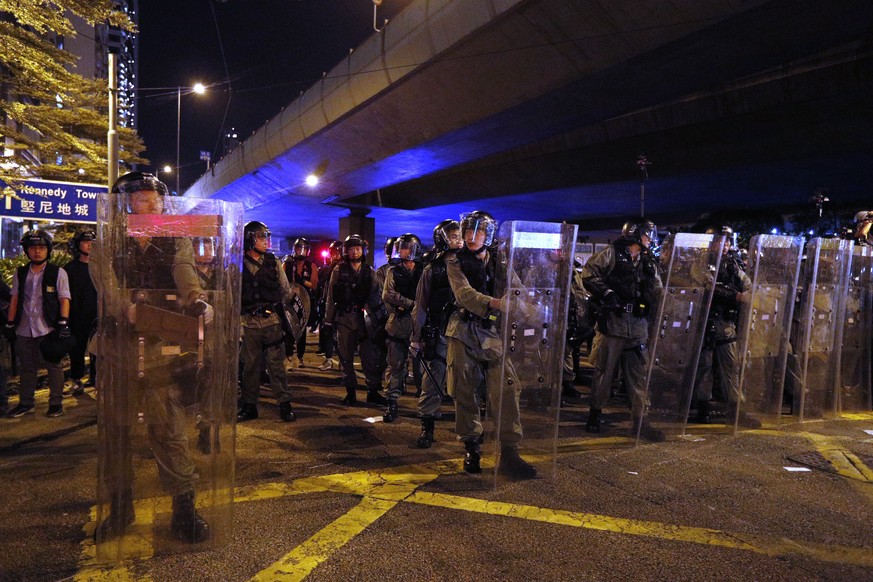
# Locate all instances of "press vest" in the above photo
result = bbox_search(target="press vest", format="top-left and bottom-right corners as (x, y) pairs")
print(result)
(15, 263), (61, 327)
(242, 252), (282, 311)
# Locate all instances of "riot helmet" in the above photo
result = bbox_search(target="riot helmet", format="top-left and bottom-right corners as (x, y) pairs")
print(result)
(704, 225), (734, 237)
(112, 171), (169, 196)
(460, 210), (497, 250)
(113, 172), (169, 214)
(383, 237), (397, 260)
(433, 219), (462, 251)
(244, 221), (271, 253)
(193, 237), (217, 265)
(343, 234), (368, 261)
(704, 224), (735, 251)
(328, 240), (343, 260)
(70, 229), (96, 258)
(393, 233), (423, 262)
(293, 237), (311, 258)
(620, 218), (657, 248)
(854, 210), (872, 245)
(21, 229), (53, 263)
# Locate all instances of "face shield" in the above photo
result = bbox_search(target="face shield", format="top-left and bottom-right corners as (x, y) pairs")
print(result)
(461, 214), (497, 248)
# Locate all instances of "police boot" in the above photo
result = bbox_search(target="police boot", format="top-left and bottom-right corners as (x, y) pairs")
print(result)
(383, 399), (399, 423)
(279, 401), (296, 422)
(695, 400), (711, 424)
(585, 407), (602, 434)
(366, 389), (387, 405)
(416, 417), (435, 449)
(463, 439), (482, 474)
(170, 491), (210, 543)
(341, 387), (357, 406)
(633, 416), (665, 442)
(97, 486), (135, 540)
(236, 403), (258, 422)
(728, 403), (762, 429)
(498, 445), (537, 480)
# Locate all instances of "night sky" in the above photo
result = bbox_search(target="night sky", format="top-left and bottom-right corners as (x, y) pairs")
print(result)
(137, 0), (411, 193)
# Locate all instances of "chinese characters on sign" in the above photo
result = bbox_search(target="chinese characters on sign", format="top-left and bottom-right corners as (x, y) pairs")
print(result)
(0, 179), (105, 223)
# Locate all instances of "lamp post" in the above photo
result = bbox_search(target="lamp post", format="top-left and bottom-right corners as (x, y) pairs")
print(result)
(176, 83), (206, 195)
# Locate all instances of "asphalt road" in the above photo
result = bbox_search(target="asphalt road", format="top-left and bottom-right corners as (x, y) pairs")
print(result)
(1, 340), (872, 581)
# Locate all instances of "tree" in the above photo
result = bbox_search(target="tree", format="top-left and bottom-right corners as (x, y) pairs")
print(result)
(0, 0), (148, 189)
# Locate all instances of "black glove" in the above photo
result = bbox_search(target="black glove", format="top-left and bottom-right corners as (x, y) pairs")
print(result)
(57, 319), (71, 339)
(602, 290), (621, 311)
(3, 322), (16, 342)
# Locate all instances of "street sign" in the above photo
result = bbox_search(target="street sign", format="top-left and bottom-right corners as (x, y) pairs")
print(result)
(0, 178), (105, 223)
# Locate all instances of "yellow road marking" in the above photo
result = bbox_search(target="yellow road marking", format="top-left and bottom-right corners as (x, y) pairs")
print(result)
(840, 412), (873, 421)
(795, 431), (872, 482)
(404, 491), (873, 567)
(74, 435), (873, 578)
(844, 451), (873, 481)
(252, 496), (399, 582)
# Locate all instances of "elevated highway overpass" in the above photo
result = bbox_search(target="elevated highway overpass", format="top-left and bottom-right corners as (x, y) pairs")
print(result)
(185, 0), (873, 249)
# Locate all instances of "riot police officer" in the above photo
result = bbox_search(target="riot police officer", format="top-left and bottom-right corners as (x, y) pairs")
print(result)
(693, 225), (752, 424)
(315, 240), (342, 369)
(581, 218), (663, 437)
(64, 229), (98, 395)
(382, 233), (424, 422)
(445, 211), (537, 478)
(324, 235), (387, 405)
(94, 171), (210, 543)
(411, 220), (463, 447)
(238, 221), (297, 422)
(284, 237), (318, 368)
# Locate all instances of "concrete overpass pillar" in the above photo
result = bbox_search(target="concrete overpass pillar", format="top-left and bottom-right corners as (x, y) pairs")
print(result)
(339, 210), (375, 258)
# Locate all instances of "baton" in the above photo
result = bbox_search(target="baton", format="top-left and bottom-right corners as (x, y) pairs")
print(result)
(414, 351), (447, 400)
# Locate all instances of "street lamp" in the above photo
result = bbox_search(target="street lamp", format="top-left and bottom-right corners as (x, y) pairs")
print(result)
(157, 164), (172, 185)
(176, 83), (206, 195)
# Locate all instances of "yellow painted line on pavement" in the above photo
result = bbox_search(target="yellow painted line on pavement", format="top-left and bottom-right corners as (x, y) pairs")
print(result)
(840, 412), (873, 421)
(404, 491), (873, 567)
(252, 495), (399, 582)
(844, 451), (873, 481)
(797, 431), (871, 483)
(250, 464), (447, 580)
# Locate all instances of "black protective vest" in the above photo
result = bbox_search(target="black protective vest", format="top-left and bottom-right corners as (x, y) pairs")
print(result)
(15, 263), (61, 327)
(333, 261), (373, 310)
(242, 252), (282, 311)
(115, 238), (177, 290)
(287, 257), (316, 288)
(604, 240), (651, 303)
(391, 262), (423, 301)
(711, 251), (745, 310)
(427, 252), (455, 327)
(456, 247), (495, 296)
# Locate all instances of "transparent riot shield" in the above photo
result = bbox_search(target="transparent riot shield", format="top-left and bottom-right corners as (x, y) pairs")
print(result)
(488, 221), (576, 486)
(639, 233), (723, 441)
(734, 235), (804, 429)
(836, 245), (872, 413)
(91, 193), (243, 562)
(790, 237), (853, 422)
